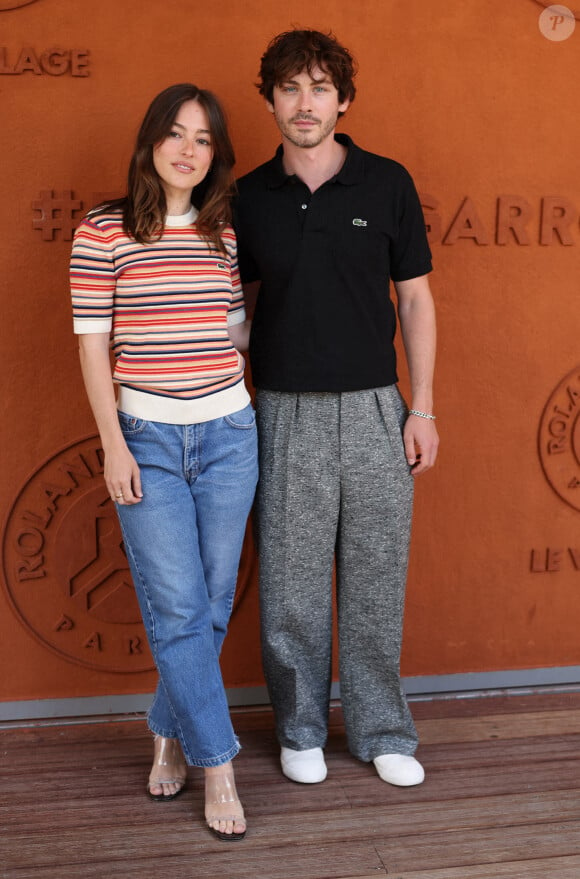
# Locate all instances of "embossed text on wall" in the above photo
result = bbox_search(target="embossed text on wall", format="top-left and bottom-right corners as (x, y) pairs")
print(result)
(0, 47), (90, 75)
(422, 195), (580, 245)
(27, 190), (580, 244)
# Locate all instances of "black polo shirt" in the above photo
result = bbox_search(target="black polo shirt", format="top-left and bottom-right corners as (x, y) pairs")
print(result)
(234, 134), (432, 392)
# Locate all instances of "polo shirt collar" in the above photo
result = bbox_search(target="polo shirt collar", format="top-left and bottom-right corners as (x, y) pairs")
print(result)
(334, 133), (365, 185)
(265, 132), (365, 188)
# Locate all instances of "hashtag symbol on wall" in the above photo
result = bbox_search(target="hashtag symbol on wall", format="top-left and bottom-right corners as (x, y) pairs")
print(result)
(32, 190), (83, 241)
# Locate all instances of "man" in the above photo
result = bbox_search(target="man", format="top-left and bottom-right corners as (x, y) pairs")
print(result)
(235, 29), (439, 786)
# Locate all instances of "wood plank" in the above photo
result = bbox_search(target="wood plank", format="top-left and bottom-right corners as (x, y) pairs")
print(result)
(3, 790), (580, 852)
(0, 824), (386, 878)
(5, 753), (580, 827)
(407, 690), (580, 720)
(338, 758), (580, 806)
(415, 734), (580, 769)
(416, 708), (580, 743)
(370, 854), (580, 879)
(3, 706), (579, 767)
(375, 822), (580, 873)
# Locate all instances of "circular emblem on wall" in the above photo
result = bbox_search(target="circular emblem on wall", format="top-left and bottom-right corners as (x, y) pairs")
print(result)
(538, 367), (580, 513)
(2, 436), (254, 673)
(1, 436), (154, 673)
(0, 1), (41, 9)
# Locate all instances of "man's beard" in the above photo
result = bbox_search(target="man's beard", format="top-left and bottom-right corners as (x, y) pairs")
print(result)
(274, 112), (338, 149)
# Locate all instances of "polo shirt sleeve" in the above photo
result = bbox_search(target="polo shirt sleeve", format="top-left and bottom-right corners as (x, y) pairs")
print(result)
(70, 217), (115, 334)
(232, 196), (261, 284)
(389, 168), (432, 283)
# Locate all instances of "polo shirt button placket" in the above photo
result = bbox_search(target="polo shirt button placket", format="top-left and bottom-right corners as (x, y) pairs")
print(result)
(298, 195), (310, 232)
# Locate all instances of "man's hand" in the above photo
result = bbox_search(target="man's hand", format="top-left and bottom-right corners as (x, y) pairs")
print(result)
(404, 413), (439, 475)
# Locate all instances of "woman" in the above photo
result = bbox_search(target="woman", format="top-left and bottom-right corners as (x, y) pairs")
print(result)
(70, 84), (258, 841)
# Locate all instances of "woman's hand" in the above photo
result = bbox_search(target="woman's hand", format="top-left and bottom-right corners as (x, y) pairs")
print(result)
(104, 442), (143, 505)
(78, 333), (144, 505)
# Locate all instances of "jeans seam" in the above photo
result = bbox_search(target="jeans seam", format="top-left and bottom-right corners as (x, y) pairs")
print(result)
(118, 519), (159, 655)
(120, 518), (198, 758)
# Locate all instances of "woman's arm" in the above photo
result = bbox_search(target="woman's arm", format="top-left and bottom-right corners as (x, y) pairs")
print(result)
(78, 333), (143, 504)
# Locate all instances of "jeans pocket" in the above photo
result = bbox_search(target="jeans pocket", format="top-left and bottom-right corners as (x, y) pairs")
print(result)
(118, 410), (147, 435)
(224, 404), (256, 430)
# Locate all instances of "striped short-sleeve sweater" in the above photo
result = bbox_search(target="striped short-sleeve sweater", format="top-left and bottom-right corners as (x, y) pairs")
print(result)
(70, 206), (250, 424)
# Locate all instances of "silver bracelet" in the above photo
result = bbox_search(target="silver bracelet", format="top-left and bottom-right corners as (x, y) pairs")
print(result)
(408, 409), (436, 420)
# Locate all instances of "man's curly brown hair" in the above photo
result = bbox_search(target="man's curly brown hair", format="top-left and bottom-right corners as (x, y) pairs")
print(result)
(257, 29), (357, 110)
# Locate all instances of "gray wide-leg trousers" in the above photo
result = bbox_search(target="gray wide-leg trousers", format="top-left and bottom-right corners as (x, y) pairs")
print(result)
(255, 386), (418, 762)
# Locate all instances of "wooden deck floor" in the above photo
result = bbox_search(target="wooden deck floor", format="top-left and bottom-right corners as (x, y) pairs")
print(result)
(2, 689), (580, 878)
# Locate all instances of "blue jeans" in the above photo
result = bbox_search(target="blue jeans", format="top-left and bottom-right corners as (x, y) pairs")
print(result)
(116, 404), (258, 767)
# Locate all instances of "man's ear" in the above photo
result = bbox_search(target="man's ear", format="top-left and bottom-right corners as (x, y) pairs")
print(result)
(266, 100), (275, 114)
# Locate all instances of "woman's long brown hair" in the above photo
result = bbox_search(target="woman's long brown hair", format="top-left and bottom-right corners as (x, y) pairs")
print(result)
(95, 83), (235, 255)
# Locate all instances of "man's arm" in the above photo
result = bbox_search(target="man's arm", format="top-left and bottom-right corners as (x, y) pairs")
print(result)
(394, 274), (439, 475)
(227, 319), (252, 353)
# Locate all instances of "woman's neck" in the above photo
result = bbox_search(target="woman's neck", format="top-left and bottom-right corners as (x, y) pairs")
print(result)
(164, 191), (193, 217)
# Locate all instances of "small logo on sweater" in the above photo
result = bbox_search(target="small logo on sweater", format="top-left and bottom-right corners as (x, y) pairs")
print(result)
(352, 218), (367, 227)
(216, 262), (227, 270)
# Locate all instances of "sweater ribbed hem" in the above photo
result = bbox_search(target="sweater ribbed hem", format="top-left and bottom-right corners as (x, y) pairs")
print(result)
(117, 381), (251, 425)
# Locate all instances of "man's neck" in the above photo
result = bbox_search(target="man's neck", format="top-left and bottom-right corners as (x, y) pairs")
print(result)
(281, 135), (347, 193)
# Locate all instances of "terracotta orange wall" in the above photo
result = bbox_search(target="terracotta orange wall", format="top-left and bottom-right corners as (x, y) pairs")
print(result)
(1, 0), (579, 705)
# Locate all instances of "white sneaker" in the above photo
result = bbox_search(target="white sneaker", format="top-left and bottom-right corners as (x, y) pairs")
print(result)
(280, 747), (327, 783)
(373, 754), (425, 786)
